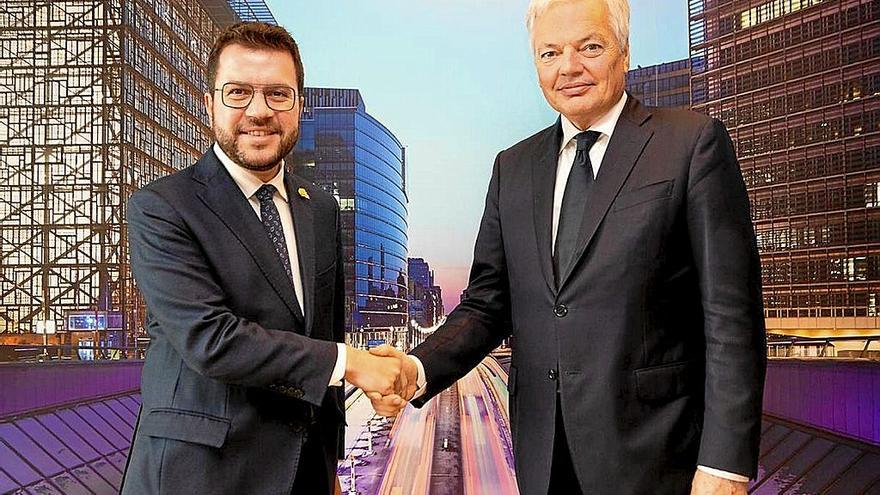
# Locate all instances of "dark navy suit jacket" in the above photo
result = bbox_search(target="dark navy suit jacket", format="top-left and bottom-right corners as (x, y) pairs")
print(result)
(411, 96), (766, 494)
(121, 149), (345, 494)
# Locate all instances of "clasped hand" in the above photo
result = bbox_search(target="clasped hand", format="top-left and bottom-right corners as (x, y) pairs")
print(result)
(343, 344), (418, 416)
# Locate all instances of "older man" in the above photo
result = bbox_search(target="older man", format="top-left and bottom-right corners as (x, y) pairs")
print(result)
(371, 1), (766, 494)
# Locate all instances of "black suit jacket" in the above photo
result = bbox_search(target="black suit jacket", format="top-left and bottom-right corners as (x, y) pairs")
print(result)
(121, 149), (345, 494)
(411, 96), (766, 495)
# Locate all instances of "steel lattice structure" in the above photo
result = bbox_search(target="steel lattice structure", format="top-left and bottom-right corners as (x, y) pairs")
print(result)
(0, 0), (248, 338)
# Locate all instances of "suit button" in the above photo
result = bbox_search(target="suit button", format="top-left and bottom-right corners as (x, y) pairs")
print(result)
(554, 304), (568, 317)
(548, 369), (558, 381)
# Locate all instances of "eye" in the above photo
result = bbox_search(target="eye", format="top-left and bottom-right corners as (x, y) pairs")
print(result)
(224, 85), (252, 98)
(269, 88), (292, 99)
(539, 50), (558, 61)
(581, 43), (605, 56)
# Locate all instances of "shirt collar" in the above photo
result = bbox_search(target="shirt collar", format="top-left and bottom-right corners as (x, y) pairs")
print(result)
(559, 92), (628, 155)
(213, 143), (288, 201)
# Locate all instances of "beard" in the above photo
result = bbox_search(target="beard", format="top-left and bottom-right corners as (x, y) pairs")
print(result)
(213, 116), (299, 172)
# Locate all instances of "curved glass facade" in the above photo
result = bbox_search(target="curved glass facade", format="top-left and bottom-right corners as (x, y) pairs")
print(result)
(290, 89), (408, 343)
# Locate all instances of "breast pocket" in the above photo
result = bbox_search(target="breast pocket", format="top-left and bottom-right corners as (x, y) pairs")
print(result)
(612, 179), (674, 212)
(314, 261), (336, 291)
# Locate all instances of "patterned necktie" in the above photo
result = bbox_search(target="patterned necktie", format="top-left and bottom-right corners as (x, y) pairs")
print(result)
(255, 184), (294, 282)
(554, 130), (602, 283)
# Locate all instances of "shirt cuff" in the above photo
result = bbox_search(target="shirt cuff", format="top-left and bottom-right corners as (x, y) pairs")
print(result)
(408, 354), (427, 399)
(697, 465), (749, 483)
(328, 343), (346, 387)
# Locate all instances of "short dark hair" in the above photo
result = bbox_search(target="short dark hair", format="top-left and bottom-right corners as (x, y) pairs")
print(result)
(206, 22), (305, 95)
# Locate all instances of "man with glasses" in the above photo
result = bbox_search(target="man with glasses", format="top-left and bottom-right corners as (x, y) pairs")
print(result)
(121, 22), (407, 494)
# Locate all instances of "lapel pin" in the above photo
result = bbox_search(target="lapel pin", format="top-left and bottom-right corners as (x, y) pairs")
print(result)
(297, 187), (310, 200)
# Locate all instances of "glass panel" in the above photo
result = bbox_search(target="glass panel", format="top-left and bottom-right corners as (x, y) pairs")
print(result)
(0, 423), (63, 477)
(53, 410), (115, 456)
(68, 465), (115, 494)
(824, 453), (880, 494)
(47, 473), (91, 495)
(72, 406), (128, 450)
(0, 440), (40, 486)
(752, 436), (835, 494)
(783, 445), (861, 494)
(759, 424), (792, 455)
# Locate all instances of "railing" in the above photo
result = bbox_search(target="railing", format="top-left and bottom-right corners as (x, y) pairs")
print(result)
(0, 344), (147, 363)
(766, 335), (880, 360)
(0, 357), (144, 420)
(763, 358), (880, 446)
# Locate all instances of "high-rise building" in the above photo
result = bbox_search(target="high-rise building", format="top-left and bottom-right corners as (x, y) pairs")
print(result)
(407, 257), (444, 328)
(291, 88), (409, 347)
(689, 0), (880, 335)
(0, 1), (273, 341)
(225, 0), (276, 23)
(626, 58), (692, 109)
(408, 257), (432, 294)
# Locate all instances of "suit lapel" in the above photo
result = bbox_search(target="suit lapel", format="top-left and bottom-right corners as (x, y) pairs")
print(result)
(531, 120), (563, 295)
(285, 174), (316, 337)
(193, 151), (306, 326)
(557, 97), (654, 289)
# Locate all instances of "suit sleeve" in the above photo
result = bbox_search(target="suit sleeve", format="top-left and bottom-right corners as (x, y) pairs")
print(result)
(334, 201), (347, 459)
(410, 154), (513, 406)
(686, 118), (767, 478)
(127, 188), (337, 408)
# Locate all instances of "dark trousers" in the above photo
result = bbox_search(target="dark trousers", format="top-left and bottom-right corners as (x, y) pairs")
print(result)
(291, 425), (332, 494)
(548, 395), (584, 495)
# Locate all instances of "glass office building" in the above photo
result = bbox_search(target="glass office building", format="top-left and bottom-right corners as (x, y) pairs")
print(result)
(0, 0), (272, 341)
(689, 0), (880, 335)
(626, 58), (692, 108)
(407, 257), (444, 328)
(291, 88), (409, 346)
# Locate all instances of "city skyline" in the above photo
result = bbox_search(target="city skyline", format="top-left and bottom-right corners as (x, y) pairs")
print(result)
(1, 2), (879, 494)
(267, 0), (690, 310)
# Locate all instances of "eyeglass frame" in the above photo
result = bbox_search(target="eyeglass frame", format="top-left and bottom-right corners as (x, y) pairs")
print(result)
(211, 82), (299, 112)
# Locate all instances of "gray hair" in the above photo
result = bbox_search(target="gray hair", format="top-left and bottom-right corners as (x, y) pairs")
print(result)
(525, 0), (630, 52)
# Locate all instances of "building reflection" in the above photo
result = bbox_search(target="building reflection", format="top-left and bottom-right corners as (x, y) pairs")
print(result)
(289, 88), (409, 348)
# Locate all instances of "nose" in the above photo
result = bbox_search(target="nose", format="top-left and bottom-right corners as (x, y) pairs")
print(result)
(559, 46), (583, 77)
(245, 90), (274, 119)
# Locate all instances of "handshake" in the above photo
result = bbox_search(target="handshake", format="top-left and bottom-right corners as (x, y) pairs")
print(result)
(343, 344), (419, 417)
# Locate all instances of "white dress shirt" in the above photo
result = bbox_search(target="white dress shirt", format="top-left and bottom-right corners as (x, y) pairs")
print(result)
(406, 94), (748, 482)
(213, 144), (346, 387)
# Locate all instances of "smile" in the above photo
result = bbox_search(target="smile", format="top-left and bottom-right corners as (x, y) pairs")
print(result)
(558, 83), (593, 96)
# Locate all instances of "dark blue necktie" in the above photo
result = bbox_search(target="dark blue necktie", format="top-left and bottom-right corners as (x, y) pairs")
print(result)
(255, 184), (294, 283)
(554, 130), (601, 283)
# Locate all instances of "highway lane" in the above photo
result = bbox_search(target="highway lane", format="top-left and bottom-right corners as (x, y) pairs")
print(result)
(458, 360), (519, 495)
(358, 356), (518, 494)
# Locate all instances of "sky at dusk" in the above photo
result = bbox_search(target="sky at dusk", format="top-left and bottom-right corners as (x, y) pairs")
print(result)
(266, 0), (690, 310)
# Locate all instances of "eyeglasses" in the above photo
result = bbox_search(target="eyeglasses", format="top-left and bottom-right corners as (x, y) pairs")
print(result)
(213, 82), (298, 111)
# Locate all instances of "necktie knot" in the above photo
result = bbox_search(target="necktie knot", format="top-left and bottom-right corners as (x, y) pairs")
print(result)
(255, 184), (277, 203)
(575, 130), (601, 152)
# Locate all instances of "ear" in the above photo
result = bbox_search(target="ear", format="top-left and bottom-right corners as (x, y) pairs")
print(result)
(296, 95), (305, 120)
(204, 92), (213, 127)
